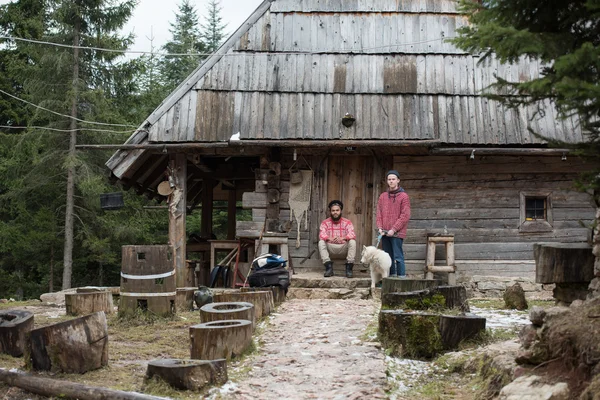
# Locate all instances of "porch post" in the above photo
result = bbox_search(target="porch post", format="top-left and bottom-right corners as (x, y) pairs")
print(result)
(168, 153), (191, 287)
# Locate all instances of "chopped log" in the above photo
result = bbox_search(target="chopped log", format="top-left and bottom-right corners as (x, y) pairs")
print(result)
(378, 310), (442, 359)
(435, 285), (469, 312)
(213, 291), (274, 319)
(241, 286), (286, 306)
(26, 311), (108, 373)
(176, 287), (197, 311)
(382, 286), (469, 311)
(0, 368), (166, 400)
(439, 314), (486, 349)
(65, 291), (114, 316)
(190, 320), (253, 360)
(145, 358), (227, 391)
(0, 310), (33, 357)
(381, 278), (441, 297)
(379, 310), (486, 358)
(200, 302), (255, 329)
(534, 243), (595, 284)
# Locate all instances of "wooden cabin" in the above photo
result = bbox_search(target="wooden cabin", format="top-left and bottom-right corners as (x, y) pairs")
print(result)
(105, 0), (596, 286)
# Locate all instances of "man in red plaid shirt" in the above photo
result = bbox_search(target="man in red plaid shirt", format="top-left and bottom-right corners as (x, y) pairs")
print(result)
(318, 200), (357, 278)
(377, 170), (411, 277)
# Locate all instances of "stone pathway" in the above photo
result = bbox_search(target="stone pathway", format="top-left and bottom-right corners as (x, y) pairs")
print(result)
(213, 299), (388, 399)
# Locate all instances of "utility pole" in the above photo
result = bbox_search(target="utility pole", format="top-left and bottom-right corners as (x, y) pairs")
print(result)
(62, 17), (80, 290)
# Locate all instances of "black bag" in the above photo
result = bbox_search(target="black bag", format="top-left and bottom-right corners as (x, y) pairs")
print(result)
(247, 266), (290, 291)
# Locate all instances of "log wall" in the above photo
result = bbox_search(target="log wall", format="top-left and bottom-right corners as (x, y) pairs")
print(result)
(241, 152), (595, 280)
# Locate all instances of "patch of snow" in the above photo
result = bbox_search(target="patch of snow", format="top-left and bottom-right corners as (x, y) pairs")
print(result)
(386, 356), (433, 396)
(206, 380), (239, 399)
(470, 306), (529, 329)
(230, 132), (240, 141)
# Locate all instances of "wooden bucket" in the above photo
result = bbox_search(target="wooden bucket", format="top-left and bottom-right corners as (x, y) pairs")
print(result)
(119, 245), (176, 317)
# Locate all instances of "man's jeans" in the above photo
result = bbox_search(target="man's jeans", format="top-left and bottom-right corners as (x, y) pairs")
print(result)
(381, 236), (405, 276)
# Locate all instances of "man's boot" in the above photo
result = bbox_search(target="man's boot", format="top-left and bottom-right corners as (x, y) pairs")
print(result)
(345, 263), (353, 278)
(324, 261), (334, 277)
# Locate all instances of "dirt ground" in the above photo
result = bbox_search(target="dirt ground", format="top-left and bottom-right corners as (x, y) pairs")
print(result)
(213, 299), (388, 399)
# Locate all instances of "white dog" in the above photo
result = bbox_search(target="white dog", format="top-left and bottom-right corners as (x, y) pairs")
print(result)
(360, 245), (391, 288)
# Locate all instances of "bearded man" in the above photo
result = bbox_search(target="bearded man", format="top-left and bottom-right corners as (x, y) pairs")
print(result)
(318, 200), (357, 278)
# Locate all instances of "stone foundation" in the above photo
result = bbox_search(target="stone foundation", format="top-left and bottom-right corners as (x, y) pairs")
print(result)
(467, 275), (553, 300)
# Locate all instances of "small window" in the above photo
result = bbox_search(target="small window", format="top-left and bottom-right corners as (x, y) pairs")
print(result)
(525, 197), (546, 221)
(520, 192), (553, 233)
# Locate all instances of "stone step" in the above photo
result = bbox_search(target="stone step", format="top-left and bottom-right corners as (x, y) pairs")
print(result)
(287, 287), (372, 300)
(292, 264), (372, 278)
(290, 274), (372, 289)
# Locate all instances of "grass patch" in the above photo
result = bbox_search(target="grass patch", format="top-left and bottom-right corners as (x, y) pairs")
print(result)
(469, 299), (505, 309)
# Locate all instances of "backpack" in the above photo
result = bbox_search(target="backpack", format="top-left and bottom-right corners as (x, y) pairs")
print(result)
(251, 253), (287, 270)
(248, 254), (290, 291)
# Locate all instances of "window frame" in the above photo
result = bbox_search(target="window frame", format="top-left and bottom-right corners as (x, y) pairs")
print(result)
(519, 191), (553, 233)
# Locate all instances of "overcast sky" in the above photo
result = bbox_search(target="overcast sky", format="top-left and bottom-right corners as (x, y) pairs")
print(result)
(0, 0), (264, 53)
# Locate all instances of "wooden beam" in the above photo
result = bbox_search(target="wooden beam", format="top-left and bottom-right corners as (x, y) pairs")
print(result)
(228, 139), (440, 148)
(79, 143), (229, 150)
(168, 154), (191, 288)
(200, 179), (214, 238)
(0, 368), (165, 400)
(227, 189), (237, 240)
(431, 147), (571, 156)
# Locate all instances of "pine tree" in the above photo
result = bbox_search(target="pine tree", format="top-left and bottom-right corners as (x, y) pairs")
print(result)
(160, 0), (206, 90)
(201, 0), (227, 53)
(452, 0), (600, 192)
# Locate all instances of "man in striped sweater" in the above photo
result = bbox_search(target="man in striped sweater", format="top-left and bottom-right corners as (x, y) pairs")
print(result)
(377, 170), (411, 277)
(318, 200), (357, 278)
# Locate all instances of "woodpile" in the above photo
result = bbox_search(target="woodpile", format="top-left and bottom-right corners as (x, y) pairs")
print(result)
(146, 358), (227, 391)
(26, 312), (108, 373)
(0, 310), (33, 357)
(190, 320), (253, 360)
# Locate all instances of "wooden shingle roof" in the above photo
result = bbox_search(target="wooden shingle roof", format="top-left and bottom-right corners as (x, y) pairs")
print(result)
(107, 0), (582, 180)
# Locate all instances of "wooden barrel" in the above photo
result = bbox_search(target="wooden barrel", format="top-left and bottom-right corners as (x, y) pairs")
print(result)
(119, 245), (176, 317)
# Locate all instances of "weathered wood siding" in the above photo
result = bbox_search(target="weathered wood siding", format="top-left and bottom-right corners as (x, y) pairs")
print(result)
(243, 153), (595, 279)
(398, 155), (595, 278)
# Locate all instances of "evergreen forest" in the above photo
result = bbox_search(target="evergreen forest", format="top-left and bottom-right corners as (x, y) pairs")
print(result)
(0, 0), (231, 299)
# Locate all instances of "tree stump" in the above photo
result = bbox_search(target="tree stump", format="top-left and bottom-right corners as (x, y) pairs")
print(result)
(190, 320), (253, 360)
(439, 314), (486, 349)
(378, 310), (442, 359)
(379, 310), (487, 358)
(176, 287), (197, 311)
(381, 278), (441, 297)
(213, 291), (274, 319)
(65, 291), (114, 316)
(435, 285), (470, 311)
(200, 302), (255, 329)
(26, 311), (108, 373)
(0, 310), (33, 357)
(534, 243), (595, 284)
(241, 286), (286, 306)
(146, 358), (227, 391)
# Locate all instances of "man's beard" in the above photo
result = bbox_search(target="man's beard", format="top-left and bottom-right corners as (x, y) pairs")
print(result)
(331, 214), (342, 221)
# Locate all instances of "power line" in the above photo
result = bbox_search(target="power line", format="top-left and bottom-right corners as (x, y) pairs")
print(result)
(0, 89), (138, 128)
(0, 34), (453, 57)
(0, 125), (135, 134)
